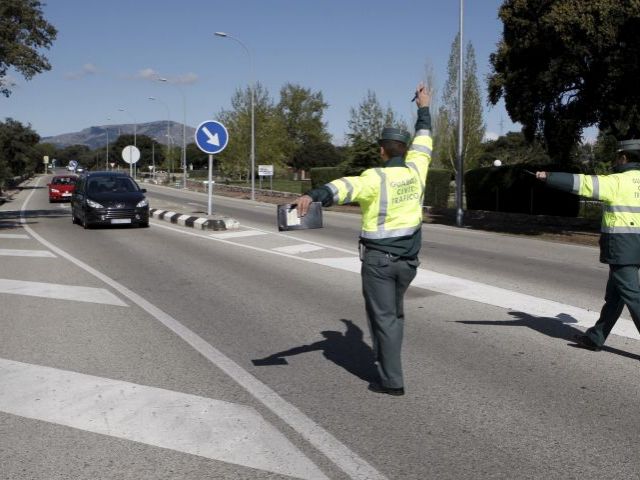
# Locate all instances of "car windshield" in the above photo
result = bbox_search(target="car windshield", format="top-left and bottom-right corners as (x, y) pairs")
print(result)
(52, 177), (76, 185)
(87, 176), (138, 194)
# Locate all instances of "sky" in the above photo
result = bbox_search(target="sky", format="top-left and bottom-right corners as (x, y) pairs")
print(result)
(3, 0), (525, 146)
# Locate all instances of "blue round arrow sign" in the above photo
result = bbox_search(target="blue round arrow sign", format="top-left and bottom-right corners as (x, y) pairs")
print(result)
(194, 120), (229, 154)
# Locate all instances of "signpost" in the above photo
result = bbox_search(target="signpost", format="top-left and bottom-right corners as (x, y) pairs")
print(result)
(194, 120), (229, 215)
(258, 164), (273, 190)
(121, 145), (140, 177)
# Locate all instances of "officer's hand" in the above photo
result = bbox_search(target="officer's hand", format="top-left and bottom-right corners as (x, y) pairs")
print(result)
(415, 82), (432, 108)
(295, 195), (313, 217)
(535, 171), (547, 180)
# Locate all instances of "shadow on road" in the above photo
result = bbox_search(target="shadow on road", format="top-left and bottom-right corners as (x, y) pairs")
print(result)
(0, 209), (70, 228)
(252, 318), (378, 383)
(457, 311), (640, 361)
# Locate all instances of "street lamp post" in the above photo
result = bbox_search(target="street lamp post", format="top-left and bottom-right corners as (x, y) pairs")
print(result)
(456, 0), (465, 227)
(148, 96), (172, 183)
(215, 31), (255, 201)
(159, 77), (187, 189)
(117, 108), (137, 177)
(105, 117), (111, 170)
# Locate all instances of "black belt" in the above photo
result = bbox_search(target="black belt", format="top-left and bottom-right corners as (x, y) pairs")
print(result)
(360, 244), (417, 261)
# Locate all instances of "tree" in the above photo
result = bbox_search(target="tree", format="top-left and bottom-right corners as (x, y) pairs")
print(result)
(344, 90), (408, 173)
(489, 0), (640, 164)
(185, 142), (208, 171)
(0, 118), (40, 185)
(434, 34), (485, 173)
(292, 141), (343, 173)
(0, 0), (57, 97)
(217, 83), (288, 180)
(477, 131), (550, 167)
(277, 83), (330, 168)
(347, 90), (407, 145)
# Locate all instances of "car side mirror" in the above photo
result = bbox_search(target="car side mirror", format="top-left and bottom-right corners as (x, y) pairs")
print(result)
(140, 188), (147, 193)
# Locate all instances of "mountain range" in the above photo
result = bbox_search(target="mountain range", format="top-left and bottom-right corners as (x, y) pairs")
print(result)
(42, 121), (197, 149)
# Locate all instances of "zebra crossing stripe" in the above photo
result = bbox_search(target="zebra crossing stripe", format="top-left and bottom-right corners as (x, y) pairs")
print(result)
(0, 248), (55, 257)
(272, 244), (324, 254)
(0, 278), (127, 306)
(0, 234), (30, 239)
(0, 358), (328, 480)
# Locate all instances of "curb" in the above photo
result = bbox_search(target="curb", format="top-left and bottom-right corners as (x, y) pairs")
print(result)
(149, 208), (240, 231)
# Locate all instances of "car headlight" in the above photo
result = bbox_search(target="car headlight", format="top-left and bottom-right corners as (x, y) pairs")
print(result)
(50, 188), (60, 193)
(86, 198), (104, 208)
(136, 199), (148, 208)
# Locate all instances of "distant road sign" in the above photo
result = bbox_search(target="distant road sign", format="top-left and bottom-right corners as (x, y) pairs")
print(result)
(258, 165), (274, 176)
(195, 120), (229, 155)
(122, 145), (140, 164)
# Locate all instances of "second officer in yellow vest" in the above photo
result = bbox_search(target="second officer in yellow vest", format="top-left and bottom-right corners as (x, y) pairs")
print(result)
(296, 83), (433, 395)
(536, 139), (640, 350)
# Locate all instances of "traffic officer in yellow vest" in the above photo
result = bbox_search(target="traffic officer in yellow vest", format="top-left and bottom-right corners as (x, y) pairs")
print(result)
(536, 139), (640, 351)
(295, 83), (432, 396)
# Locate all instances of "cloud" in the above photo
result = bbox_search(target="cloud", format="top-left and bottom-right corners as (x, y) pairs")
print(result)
(0, 75), (18, 87)
(65, 63), (99, 80)
(126, 68), (199, 85)
(157, 72), (199, 85)
(134, 68), (161, 81)
(174, 73), (198, 85)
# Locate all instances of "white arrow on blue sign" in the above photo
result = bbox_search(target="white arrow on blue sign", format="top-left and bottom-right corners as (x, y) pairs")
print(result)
(194, 120), (229, 155)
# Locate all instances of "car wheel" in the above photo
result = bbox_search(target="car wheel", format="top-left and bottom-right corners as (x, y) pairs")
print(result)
(139, 221), (149, 228)
(82, 216), (91, 229)
(71, 214), (77, 224)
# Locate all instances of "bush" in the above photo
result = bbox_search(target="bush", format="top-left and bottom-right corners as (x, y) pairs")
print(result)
(425, 169), (451, 207)
(464, 164), (581, 216)
(309, 167), (345, 189)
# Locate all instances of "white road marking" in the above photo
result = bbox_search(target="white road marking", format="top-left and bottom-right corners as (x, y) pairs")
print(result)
(21, 179), (388, 480)
(0, 234), (29, 239)
(0, 278), (127, 306)
(157, 221), (639, 342)
(0, 248), (55, 257)
(312, 256), (638, 340)
(272, 244), (325, 254)
(209, 230), (268, 239)
(0, 358), (328, 480)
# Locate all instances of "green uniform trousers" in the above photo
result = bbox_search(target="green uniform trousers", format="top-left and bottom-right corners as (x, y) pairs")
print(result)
(361, 248), (419, 389)
(585, 264), (640, 347)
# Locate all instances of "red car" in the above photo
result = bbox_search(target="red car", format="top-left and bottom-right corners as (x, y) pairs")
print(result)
(48, 175), (78, 202)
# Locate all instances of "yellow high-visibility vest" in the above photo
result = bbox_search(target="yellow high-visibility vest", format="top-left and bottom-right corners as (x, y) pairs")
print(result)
(573, 171), (640, 233)
(326, 129), (433, 239)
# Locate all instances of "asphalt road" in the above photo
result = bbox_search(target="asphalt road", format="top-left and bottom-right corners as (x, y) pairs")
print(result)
(1, 174), (639, 480)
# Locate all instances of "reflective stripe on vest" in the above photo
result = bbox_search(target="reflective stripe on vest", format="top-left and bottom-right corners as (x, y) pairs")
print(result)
(372, 168), (388, 230)
(603, 205), (640, 213)
(328, 178), (354, 204)
(601, 226), (640, 234)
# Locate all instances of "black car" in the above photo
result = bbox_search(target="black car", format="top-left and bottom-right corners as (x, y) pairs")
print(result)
(71, 171), (149, 228)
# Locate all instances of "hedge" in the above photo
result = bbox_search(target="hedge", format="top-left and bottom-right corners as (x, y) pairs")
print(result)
(425, 168), (451, 208)
(464, 164), (581, 217)
(310, 166), (450, 208)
